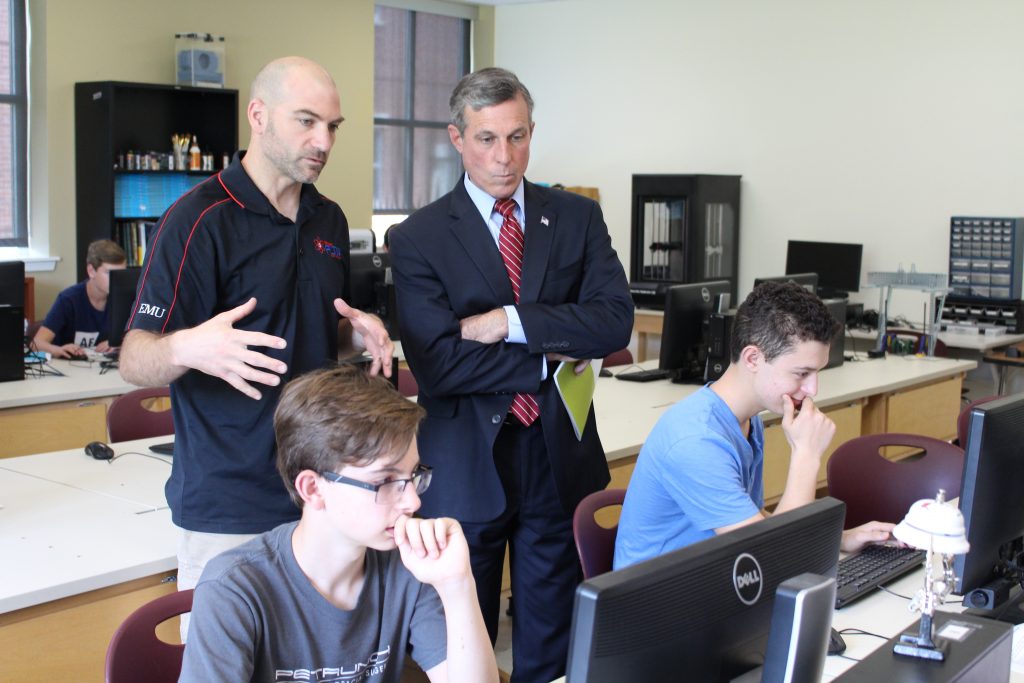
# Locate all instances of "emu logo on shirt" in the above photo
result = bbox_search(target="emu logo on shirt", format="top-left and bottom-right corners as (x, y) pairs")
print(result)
(137, 302), (166, 319)
(733, 553), (763, 605)
(313, 236), (343, 260)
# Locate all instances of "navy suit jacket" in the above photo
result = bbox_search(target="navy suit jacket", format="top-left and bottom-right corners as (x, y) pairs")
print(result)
(390, 178), (634, 522)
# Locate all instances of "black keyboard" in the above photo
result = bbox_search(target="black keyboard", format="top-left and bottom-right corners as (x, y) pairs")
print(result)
(615, 368), (672, 382)
(835, 544), (925, 608)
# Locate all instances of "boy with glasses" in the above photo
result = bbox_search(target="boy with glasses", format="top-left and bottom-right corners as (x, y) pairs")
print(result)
(180, 365), (498, 683)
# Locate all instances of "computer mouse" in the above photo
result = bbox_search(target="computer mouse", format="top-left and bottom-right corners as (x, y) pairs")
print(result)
(599, 368), (613, 378)
(84, 441), (114, 460)
(827, 627), (846, 655)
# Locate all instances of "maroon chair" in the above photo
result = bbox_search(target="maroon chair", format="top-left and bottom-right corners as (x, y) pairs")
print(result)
(107, 387), (174, 443)
(827, 433), (964, 529)
(957, 395), (1000, 447)
(105, 589), (193, 683)
(602, 347), (634, 368)
(397, 367), (419, 397)
(573, 488), (627, 579)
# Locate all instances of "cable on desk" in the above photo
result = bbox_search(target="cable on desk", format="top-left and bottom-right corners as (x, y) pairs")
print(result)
(108, 451), (173, 466)
(877, 584), (913, 600)
(839, 627), (889, 641)
(24, 361), (66, 378)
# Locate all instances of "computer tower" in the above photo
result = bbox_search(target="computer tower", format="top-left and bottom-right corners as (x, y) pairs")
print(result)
(0, 305), (24, 382)
(0, 261), (25, 383)
(704, 310), (735, 382)
(823, 298), (847, 370)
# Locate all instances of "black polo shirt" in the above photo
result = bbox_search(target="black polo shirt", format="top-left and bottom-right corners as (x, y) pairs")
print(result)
(129, 152), (350, 533)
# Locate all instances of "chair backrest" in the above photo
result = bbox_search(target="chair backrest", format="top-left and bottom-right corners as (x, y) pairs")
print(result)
(602, 347), (634, 368)
(957, 395), (1000, 447)
(105, 589), (193, 683)
(827, 433), (964, 529)
(573, 488), (627, 579)
(397, 367), (419, 397)
(107, 387), (174, 442)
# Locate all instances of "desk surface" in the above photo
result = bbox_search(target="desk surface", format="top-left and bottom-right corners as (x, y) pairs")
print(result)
(0, 358), (138, 409)
(596, 355), (976, 461)
(847, 326), (1024, 352)
(0, 355), (975, 616)
(0, 437), (176, 614)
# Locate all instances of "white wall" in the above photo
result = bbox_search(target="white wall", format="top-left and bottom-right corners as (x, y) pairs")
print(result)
(493, 0), (1024, 319)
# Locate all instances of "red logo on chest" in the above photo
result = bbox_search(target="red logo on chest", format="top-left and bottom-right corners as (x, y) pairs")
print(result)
(313, 237), (343, 260)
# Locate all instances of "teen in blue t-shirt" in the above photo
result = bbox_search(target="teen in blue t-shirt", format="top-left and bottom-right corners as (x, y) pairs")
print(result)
(615, 282), (895, 570)
(33, 239), (125, 358)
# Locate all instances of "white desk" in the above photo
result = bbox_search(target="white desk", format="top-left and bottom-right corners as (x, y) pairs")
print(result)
(0, 358), (141, 459)
(0, 358), (137, 410)
(0, 436), (176, 615)
(847, 327), (1024, 353)
(596, 355), (976, 463)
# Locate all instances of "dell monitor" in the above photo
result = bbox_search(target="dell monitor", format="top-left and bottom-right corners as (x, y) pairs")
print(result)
(955, 393), (1024, 624)
(785, 240), (863, 299)
(566, 497), (845, 682)
(349, 253), (399, 340)
(659, 279), (731, 383)
(107, 267), (142, 349)
(753, 272), (819, 294)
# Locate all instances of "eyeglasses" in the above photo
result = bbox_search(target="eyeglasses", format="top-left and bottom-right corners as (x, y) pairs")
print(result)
(320, 463), (432, 505)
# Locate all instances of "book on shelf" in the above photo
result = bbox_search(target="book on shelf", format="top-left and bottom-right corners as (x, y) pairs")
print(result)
(114, 220), (158, 267)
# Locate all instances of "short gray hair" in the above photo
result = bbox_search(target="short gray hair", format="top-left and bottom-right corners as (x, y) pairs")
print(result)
(449, 67), (534, 134)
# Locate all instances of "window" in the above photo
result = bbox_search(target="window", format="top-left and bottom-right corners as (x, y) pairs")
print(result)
(0, 0), (26, 247)
(373, 5), (469, 224)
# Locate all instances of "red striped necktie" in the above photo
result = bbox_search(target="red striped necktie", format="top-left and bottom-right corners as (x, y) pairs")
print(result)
(495, 198), (540, 427)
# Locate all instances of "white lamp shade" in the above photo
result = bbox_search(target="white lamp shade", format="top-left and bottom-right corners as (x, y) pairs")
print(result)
(893, 498), (970, 555)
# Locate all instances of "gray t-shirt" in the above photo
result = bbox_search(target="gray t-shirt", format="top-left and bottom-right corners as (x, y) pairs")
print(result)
(179, 522), (448, 683)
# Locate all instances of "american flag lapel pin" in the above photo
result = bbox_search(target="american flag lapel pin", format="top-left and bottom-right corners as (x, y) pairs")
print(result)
(540, 216), (549, 226)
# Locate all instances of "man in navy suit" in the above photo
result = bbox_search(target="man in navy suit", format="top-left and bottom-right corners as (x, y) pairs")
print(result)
(390, 68), (633, 683)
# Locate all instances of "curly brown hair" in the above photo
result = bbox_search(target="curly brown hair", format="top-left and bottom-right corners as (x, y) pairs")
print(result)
(730, 281), (840, 362)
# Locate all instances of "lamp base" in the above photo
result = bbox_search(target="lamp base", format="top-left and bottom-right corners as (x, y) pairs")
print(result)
(894, 633), (948, 661)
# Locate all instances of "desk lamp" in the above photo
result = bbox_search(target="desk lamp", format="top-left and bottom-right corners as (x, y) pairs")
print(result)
(891, 489), (970, 661)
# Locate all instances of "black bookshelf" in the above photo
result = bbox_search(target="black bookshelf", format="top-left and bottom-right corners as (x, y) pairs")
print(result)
(74, 81), (238, 279)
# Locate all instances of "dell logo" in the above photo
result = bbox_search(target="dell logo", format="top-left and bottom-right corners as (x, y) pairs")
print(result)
(733, 553), (764, 605)
(701, 287), (711, 303)
(371, 254), (383, 268)
(138, 303), (166, 319)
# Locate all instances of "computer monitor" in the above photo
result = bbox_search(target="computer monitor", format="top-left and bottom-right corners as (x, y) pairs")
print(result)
(659, 279), (731, 383)
(955, 393), (1024, 624)
(349, 253), (399, 340)
(0, 260), (25, 308)
(785, 240), (863, 299)
(566, 497), (845, 682)
(107, 267), (142, 348)
(752, 272), (819, 294)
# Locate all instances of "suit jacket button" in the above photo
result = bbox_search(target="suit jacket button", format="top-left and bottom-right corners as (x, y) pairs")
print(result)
(491, 414), (502, 424)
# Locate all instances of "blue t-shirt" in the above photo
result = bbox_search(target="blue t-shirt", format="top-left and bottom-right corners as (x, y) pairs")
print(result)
(613, 385), (765, 569)
(41, 281), (107, 347)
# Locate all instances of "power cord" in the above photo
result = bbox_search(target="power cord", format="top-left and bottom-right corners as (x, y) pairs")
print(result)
(108, 451), (173, 465)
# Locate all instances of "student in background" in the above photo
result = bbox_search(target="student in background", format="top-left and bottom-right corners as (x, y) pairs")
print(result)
(33, 239), (126, 358)
(180, 366), (497, 683)
(614, 281), (893, 570)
